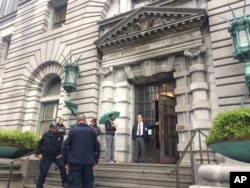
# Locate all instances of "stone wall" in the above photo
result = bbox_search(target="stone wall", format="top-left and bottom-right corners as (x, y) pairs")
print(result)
(208, 0), (249, 111)
(0, 0), (113, 130)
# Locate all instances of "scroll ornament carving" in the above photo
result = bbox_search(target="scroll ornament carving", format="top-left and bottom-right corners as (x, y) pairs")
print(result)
(184, 45), (206, 58)
(98, 66), (114, 76)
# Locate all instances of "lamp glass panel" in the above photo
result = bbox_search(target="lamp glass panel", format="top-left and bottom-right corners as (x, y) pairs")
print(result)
(63, 70), (68, 83)
(68, 70), (75, 84)
(233, 34), (238, 50)
(239, 30), (248, 47)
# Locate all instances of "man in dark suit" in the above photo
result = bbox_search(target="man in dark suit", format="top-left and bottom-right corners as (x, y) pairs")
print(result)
(132, 114), (159, 163)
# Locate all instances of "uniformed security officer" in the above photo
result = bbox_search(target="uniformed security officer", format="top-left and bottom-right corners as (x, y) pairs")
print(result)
(35, 123), (68, 188)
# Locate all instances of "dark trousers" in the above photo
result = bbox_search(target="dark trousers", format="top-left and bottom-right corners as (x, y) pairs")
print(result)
(134, 137), (145, 162)
(36, 156), (67, 188)
(68, 164), (94, 188)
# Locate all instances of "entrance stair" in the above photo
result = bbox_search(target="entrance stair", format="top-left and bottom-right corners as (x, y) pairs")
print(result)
(94, 162), (193, 188)
(0, 159), (23, 188)
(23, 162), (193, 188)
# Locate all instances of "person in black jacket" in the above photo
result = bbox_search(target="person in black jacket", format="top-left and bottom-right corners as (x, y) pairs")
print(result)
(55, 117), (66, 136)
(90, 118), (101, 137)
(62, 113), (100, 188)
(132, 114), (159, 163)
(35, 124), (68, 188)
(105, 113), (117, 162)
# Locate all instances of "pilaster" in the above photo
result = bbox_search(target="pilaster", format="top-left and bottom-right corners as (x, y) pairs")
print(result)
(114, 79), (132, 162)
(99, 67), (116, 112)
(99, 66), (133, 162)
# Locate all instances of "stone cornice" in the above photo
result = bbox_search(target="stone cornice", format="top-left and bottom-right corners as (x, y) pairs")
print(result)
(95, 6), (207, 50)
(97, 0), (175, 27)
(0, 11), (17, 26)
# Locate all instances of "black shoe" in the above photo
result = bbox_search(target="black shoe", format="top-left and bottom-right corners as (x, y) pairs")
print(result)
(62, 182), (69, 188)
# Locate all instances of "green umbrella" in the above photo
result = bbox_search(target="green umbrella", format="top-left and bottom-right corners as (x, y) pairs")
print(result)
(99, 111), (120, 124)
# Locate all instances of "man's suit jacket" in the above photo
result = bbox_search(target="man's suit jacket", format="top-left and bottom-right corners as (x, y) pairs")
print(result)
(132, 121), (157, 141)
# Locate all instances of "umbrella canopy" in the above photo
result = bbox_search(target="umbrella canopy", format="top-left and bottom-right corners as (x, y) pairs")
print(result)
(99, 111), (120, 124)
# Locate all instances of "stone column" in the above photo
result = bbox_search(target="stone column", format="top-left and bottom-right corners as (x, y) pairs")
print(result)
(174, 56), (192, 164)
(99, 66), (116, 112)
(184, 45), (216, 185)
(98, 66), (133, 162)
(174, 45), (212, 164)
(98, 66), (116, 160)
(184, 45), (211, 148)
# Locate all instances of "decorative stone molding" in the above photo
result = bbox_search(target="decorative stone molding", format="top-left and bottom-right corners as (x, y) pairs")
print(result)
(117, 13), (178, 38)
(191, 100), (211, 110)
(190, 63), (206, 73)
(184, 45), (206, 58)
(95, 7), (207, 48)
(190, 82), (208, 91)
(18, 0), (31, 6)
(199, 164), (250, 183)
(98, 66), (114, 76)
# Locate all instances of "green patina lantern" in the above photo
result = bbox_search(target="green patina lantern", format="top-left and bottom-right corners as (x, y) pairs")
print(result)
(227, 0), (250, 95)
(62, 62), (80, 93)
(62, 53), (81, 121)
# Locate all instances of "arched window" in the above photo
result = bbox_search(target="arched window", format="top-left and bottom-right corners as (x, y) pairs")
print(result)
(38, 77), (61, 134)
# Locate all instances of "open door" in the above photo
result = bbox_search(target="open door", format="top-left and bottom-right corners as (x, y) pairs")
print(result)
(135, 81), (178, 163)
(158, 94), (179, 163)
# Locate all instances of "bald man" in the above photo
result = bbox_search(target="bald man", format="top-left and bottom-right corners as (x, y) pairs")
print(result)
(62, 114), (100, 188)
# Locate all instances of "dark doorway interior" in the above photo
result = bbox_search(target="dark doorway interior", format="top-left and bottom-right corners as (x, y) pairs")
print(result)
(135, 81), (179, 164)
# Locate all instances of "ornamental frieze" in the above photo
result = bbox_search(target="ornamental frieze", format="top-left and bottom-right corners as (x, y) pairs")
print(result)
(95, 7), (207, 49)
(114, 13), (178, 38)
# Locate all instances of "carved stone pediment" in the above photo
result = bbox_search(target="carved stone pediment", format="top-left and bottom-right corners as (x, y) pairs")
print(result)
(95, 6), (207, 50)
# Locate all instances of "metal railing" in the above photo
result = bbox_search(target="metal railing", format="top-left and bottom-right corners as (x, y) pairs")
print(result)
(1, 151), (35, 188)
(167, 128), (212, 188)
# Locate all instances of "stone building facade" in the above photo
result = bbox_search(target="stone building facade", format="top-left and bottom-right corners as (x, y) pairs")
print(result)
(0, 0), (249, 186)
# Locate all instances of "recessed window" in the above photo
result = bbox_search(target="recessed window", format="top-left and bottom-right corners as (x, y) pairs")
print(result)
(54, 5), (67, 29)
(48, 0), (68, 30)
(39, 78), (61, 134)
(1, 36), (11, 61)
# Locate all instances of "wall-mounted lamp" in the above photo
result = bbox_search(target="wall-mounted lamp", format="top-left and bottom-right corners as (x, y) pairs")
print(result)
(62, 52), (81, 126)
(226, 0), (250, 96)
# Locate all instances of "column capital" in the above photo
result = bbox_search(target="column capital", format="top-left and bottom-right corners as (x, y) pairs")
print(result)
(184, 45), (206, 58)
(98, 66), (114, 76)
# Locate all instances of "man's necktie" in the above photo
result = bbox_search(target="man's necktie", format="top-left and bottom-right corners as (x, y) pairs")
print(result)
(138, 123), (141, 136)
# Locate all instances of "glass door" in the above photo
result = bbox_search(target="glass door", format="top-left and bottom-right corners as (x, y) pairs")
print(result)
(135, 85), (157, 163)
(135, 81), (178, 163)
(158, 93), (179, 163)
